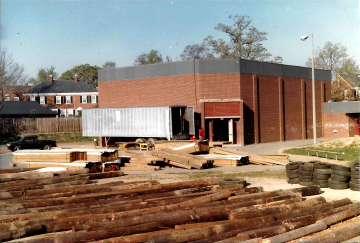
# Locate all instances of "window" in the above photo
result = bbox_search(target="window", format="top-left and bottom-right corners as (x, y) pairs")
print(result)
(66, 96), (72, 104)
(56, 96), (62, 104)
(40, 96), (45, 104)
(82, 96), (87, 103)
(30, 96), (36, 101)
(13, 97), (19, 101)
(344, 90), (348, 98)
(91, 95), (97, 104)
(356, 89), (360, 98)
(67, 109), (74, 116)
(4, 97), (10, 101)
(60, 109), (66, 116)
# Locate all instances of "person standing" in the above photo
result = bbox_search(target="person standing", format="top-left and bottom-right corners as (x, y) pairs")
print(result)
(199, 127), (205, 140)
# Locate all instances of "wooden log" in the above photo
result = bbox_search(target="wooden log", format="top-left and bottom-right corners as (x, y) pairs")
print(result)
(264, 221), (328, 243)
(342, 236), (360, 243)
(83, 171), (124, 180)
(0, 168), (42, 174)
(319, 202), (360, 226)
(0, 224), (44, 242)
(229, 197), (326, 220)
(148, 216), (275, 243)
(0, 172), (54, 182)
(300, 223), (360, 243)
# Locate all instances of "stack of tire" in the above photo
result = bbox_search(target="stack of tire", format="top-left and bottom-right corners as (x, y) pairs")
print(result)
(329, 164), (351, 190)
(286, 162), (303, 184)
(312, 162), (331, 188)
(299, 163), (316, 186)
(349, 161), (360, 191)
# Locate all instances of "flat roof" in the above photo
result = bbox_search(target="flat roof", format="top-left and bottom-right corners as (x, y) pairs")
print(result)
(323, 101), (360, 114)
(98, 59), (331, 82)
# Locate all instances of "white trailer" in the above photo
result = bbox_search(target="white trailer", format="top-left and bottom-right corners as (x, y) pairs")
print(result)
(82, 106), (195, 144)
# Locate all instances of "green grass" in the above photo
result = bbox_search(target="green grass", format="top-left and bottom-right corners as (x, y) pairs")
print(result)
(284, 140), (359, 165)
(37, 132), (97, 143)
(187, 170), (287, 180)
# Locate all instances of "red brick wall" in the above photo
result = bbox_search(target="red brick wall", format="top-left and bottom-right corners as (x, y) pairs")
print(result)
(41, 95), (98, 110)
(98, 72), (331, 144)
(323, 113), (353, 137)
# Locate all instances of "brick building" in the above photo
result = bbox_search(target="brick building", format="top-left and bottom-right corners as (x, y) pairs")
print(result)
(0, 83), (30, 101)
(25, 75), (98, 117)
(323, 101), (360, 137)
(97, 59), (332, 145)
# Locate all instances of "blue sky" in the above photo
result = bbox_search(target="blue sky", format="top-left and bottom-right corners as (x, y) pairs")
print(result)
(1, 0), (359, 79)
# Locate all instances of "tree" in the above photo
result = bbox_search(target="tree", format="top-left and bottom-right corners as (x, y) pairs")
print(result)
(306, 42), (359, 80)
(31, 66), (58, 86)
(165, 55), (173, 63)
(180, 44), (215, 60)
(60, 64), (100, 87)
(134, 50), (163, 65)
(204, 14), (282, 63)
(0, 49), (27, 100)
(102, 61), (116, 69)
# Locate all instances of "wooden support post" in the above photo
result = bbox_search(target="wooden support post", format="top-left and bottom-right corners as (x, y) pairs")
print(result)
(209, 119), (213, 142)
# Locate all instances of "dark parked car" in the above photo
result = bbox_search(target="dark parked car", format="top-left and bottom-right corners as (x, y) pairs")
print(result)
(7, 135), (57, 152)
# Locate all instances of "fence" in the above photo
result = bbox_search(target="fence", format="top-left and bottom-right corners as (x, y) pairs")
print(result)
(0, 117), (82, 137)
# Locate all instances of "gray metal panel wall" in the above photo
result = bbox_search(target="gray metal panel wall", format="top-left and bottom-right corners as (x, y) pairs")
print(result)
(99, 61), (194, 82)
(82, 107), (171, 139)
(323, 101), (360, 114)
(99, 59), (331, 82)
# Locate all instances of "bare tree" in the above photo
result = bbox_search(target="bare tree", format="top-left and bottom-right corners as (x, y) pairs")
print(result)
(0, 49), (27, 100)
(180, 44), (214, 60)
(134, 50), (163, 65)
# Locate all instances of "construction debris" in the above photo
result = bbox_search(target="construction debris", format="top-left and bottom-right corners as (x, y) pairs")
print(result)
(0, 172), (359, 243)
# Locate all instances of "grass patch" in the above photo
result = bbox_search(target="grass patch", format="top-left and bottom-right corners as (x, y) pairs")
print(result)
(37, 132), (96, 143)
(188, 170), (287, 180)
(284, 140), (359, 165)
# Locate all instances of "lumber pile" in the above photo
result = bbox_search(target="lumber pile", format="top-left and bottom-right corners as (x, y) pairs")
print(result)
(155, 140), (210, 154)
(210, 148), (289, 166)
(1, 177), (359, 243)
(195, 154), (249, 167)
(151, 149), (214, 169)
(120, 151), (162, 171)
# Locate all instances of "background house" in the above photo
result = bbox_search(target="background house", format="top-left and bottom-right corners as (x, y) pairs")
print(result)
(0, 83), (30, 101)
(25, 75), (98, 117)
(332, 75), (360, 101)
(0, 101), (58, 118)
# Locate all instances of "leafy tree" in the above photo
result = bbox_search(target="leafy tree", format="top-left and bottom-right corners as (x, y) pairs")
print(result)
(306, 42), (359, 80)
(165, 55), (173, 63)
(31, 66), (58, 86)
(134, 50), (163, 65)
(102, 61), (116, 69)
(337, 58), (360, 85)
(60, 64), (100, 87)
(0, 49), (27, 100)
(204, 14), (282, 63)
(180, 44), (215, 60)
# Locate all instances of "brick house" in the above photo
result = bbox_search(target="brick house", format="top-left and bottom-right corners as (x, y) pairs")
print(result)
(97, 59), (332, 145)
(0, 83), (30, 101)
(332, 75), (360, 101)
(25, 75), (98, 117)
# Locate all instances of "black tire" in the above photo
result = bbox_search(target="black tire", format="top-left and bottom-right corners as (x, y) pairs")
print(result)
(300, 181), (314, 186)
(299, 175), (312, 180)
(313, 174), (330, 180)
(350, 161), (360, 172)
(329, 183), (349, 190)
(328, 179), (349, 185)
(331, 164), (350, 171)
(299, 170), (313, 176)
(299, 177), (313, 182)
(286, 169), (299, 175)
(313, 169), (331, 174)
(351, 172), (360, 179)
(12, 145), (20, 152)
(314, 162), (331, 169)
(313, 182), (329, 188)
(350, 178), (360, 184)
(313, 179), (329, 184)
(349, 182), (360, 191)
(43, 144), (51, 150)
(287, 178), (299, 184)
(286, 162), (302, 170)
(331, 169), (351, 177)
(135, 138), (146, 150)
(330, 174), (350, 182)
(287, 174), (300, 179)
(299, 164), (313, 171)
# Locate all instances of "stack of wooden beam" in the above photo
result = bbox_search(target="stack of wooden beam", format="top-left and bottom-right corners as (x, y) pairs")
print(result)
(152, 149), (214, 169)
(13, 150), (81, 163)
(1, 177), (359, 243)
(155, 140), (210, 154)
(210, 148), (289, 166)
(120, 151), (162, 171)
(195, 154), (249, 167)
